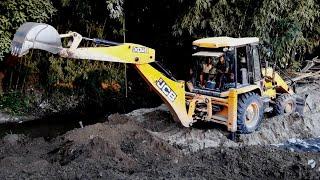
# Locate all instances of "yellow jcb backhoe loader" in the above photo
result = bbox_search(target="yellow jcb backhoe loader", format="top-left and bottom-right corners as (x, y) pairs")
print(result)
(11, 22), (305, 134)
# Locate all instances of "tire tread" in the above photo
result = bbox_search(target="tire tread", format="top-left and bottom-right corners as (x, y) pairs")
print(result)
(237, 92), (263, 134)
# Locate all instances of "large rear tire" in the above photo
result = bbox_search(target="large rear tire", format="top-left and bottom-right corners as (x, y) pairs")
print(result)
(237, 92), (264, 134)
(274, 93), (297, 115)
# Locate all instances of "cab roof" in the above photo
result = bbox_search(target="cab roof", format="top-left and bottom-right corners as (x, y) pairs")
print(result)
(192, 37), (259, 48)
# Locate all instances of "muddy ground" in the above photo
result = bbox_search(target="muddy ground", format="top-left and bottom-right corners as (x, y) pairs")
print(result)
(0, 83), (320, 179)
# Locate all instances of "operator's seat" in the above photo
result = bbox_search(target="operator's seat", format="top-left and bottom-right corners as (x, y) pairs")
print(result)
(186, 81), (221, 96)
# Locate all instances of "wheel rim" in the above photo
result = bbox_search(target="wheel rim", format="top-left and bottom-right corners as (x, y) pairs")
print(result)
(245, 102), (259, 128)
(284, 102), (293, 114)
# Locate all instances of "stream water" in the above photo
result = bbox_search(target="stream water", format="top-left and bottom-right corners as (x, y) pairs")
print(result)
(0, 113), (107, 139)
(275, 138), (320, 152)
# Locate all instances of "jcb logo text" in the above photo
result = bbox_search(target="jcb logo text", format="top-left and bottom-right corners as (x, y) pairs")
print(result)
(156, 78), (177, 102)
(133, 47), (148, 53)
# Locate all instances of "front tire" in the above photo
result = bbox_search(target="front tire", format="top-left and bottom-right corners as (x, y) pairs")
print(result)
(274, 93), (297, 115)
(237, 92), (264, 134)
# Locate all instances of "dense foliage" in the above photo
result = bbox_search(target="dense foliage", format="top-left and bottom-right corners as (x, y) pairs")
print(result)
(173, 0), (320, 67)
(0, 0), (319, 113)
(0, 0), (56, 60)
(0, 0), (126, 89)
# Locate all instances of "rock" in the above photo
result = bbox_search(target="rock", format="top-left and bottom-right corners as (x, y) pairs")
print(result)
(23, 160), (50, 173)
(0, 112), (15, 123)
(3, 134), (21, 145)
(308, 159), (316, 169)
(0, 112), (37, 124)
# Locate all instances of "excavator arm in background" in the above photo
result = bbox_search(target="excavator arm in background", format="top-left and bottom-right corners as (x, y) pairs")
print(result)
(11, 22), (194, 127)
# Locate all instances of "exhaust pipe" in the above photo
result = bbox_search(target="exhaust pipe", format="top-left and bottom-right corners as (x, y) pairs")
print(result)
(11, 22), (62, 57)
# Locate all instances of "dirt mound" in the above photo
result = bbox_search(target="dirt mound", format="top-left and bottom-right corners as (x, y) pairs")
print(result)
(0, 114), (184, 179)
(0, 112), (320, 179)
(297, 83), (320, 113)
(0, 115), (319, 179)
(130, 107), (320, 153)
(194, 146), (320, 179)
(129, 83), (320, 152)
(240, 112), (320, 146)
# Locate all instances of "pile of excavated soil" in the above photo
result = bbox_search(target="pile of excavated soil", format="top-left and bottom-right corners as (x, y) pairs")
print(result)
(128, 106), (320, 152)
(126, 83), (320, 152)
(0, 83), (319, 179)
(0, 114), (319, 179)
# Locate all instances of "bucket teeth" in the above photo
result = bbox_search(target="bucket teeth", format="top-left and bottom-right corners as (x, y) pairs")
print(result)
(11, 22), (62, 57)
(11, 43), (22, 56)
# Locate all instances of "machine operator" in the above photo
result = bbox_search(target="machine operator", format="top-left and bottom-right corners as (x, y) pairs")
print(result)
(215, 55), (229, 90)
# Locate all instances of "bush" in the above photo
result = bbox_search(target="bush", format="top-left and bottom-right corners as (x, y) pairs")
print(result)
(0, 91), (33, 115)
(0, 0), (56, 60)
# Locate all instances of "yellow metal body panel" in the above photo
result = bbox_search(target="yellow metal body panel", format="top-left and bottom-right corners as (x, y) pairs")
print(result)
(262, 67), (293, 95)
(185, 90), (238, 132)
(236, 85), (261, 95)
(262, 81), (277, 99)
(135, 64), (193, 127)
(217, 84), (261, 98)
(193, 37), (259, 48)
(59, 43), (155, 64)
(227, 89), (238, 132)
(264, 81), (273, 89)
(263, 88), (277, 99)
(216, 106), (228, 120)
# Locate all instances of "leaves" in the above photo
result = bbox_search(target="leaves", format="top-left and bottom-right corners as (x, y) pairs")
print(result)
(0, 0), (56, 61)
(173, 0), (320, 68)
(106, 0), (124, 19)
(1, 0), (319, 93)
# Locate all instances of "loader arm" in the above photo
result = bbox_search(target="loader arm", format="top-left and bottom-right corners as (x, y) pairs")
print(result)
(11, 22), (193, 127)
(262, 67), (294, 95)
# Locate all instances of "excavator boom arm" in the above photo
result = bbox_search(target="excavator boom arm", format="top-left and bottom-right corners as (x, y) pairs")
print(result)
(11, 22), (193, 127)
(11, 23), (155, 64)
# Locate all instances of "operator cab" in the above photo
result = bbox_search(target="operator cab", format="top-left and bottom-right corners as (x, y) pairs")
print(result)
(187, 37), (261, 96)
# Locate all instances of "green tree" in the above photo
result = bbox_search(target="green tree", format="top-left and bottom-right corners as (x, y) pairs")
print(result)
(45, 0), (126, 90)
(0, 0), (56, 60)
(254, 0), (320, 67)
(173, 0), (320, 68)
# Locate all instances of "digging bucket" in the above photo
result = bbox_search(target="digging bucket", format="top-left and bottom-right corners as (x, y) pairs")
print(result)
(11, 22), (62, 57)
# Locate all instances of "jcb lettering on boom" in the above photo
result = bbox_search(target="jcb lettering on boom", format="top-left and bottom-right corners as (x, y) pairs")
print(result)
(156, 78), (177, 102)
(133, 47), (148, 53)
